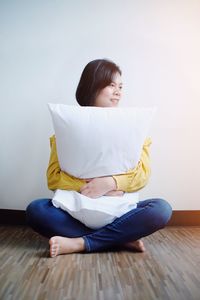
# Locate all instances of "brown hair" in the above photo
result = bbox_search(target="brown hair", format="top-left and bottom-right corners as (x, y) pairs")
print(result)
(76, 59), (121, 106)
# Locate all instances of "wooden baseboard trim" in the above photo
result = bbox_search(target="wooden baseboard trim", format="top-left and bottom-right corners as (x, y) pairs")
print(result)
(0, 209), (27, 225)
(0, 209), (200, 226)
(167, 210), (200, 226)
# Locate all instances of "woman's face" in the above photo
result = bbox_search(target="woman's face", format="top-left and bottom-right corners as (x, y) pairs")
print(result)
(93, 72), (123, 107)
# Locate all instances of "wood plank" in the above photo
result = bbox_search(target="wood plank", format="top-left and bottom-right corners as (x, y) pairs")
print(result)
(0, 226), (200, 299)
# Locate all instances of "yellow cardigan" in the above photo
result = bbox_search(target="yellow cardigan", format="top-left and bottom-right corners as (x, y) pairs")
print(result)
(46, 135), (152, 193)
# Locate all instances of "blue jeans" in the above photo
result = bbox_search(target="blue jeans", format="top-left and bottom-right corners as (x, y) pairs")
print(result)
(26, 198), (172, 252)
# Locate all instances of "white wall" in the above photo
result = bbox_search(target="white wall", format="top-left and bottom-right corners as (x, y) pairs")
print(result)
(1, 0), (200, 210)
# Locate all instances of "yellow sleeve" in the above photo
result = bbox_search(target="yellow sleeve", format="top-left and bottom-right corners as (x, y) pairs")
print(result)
(112, 138), (152, 193)
(46, 135), (86, 191)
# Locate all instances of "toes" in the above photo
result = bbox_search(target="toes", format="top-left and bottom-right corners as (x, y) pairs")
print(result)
(50, 245), (58, 257)
(137, 241), (146, 252)
(49, 239), (59, 257)
(49, 237), (56, 246)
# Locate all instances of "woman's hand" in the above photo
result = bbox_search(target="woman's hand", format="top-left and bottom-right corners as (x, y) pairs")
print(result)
(80, 176), (117, 198)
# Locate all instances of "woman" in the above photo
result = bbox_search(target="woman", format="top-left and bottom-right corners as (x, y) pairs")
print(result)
(26, 59), (172, 257)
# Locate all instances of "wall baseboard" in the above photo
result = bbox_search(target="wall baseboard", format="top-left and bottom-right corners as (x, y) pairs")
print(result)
(0, 209), (27, 225)
(167, 210), (200, 226)
(0, 209), (200, 226)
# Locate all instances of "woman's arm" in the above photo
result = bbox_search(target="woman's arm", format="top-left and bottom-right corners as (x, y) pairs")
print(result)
(112, 138), (152, 193)
(80, 138), (152, 197)
(46, 135), (86, 191)
(47, 135), (151, 195)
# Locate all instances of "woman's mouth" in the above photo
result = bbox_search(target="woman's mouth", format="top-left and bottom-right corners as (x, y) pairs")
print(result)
(111, 99), (119, 104)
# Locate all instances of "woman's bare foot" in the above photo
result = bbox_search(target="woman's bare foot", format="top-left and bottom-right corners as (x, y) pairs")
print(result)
(49, 236), (85, 257)
(124, 239), (146, 252)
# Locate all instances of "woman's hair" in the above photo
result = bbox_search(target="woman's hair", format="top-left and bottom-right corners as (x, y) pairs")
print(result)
(76, 59), (121, 106)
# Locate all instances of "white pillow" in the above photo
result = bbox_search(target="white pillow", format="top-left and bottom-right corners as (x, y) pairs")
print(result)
(48, 104), (156, 179)
(52, 189), (139, 229)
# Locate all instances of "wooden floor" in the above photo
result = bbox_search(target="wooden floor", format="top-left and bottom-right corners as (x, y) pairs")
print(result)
(0, 226), (200, 300)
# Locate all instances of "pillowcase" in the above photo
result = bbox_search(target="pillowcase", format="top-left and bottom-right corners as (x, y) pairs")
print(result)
(52, 189), (139, 229)
(48, 104), (156, 179)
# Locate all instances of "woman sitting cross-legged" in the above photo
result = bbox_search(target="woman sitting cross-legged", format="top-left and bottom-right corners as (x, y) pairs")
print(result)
(26, 59), (172, 257)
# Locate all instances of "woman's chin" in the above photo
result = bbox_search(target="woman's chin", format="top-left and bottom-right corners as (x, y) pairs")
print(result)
(110, 100), (119, 107)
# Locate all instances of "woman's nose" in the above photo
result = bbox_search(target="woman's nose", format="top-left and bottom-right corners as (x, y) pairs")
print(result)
(114, 87), (120, 95)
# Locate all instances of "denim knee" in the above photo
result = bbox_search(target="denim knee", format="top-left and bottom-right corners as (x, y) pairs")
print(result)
(26, 199), (47, 226)
(152, 198), (172, 229)
(26, 200), (37, 225)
